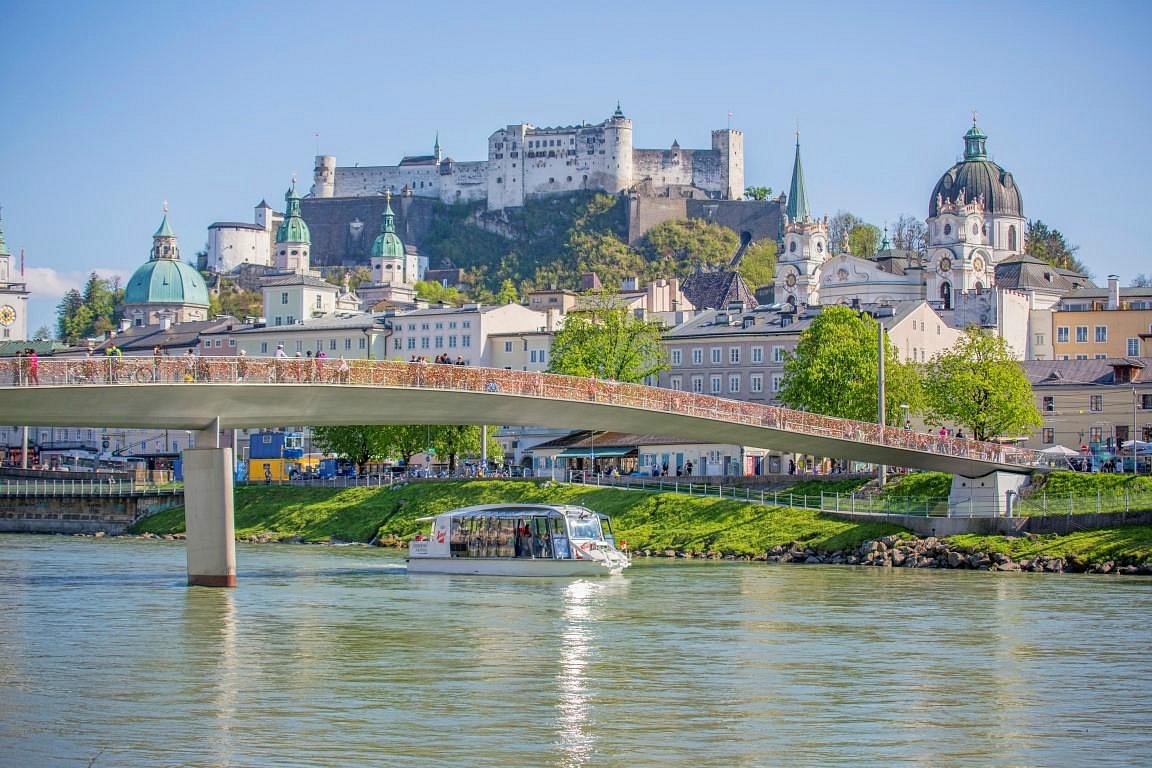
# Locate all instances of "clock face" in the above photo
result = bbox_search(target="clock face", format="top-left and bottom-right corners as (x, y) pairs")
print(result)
(939, 257), (952, 272)
(785, 273), (797, 287)
(0, 305), (15, 327)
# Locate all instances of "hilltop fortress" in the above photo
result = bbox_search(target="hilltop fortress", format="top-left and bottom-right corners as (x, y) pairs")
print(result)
(311, 105), (744, 211)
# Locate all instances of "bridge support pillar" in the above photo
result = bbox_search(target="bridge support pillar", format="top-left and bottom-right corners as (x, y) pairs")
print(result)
(948, 472), (1029, 517)
(183, 440), (236, 588)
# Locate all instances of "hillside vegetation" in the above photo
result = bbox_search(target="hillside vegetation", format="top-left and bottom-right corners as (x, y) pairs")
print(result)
(420, 193), (775, 300)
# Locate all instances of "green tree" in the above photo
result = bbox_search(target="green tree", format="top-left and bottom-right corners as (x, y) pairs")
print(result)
(736, 239), (777, 288)
(848, 223), (882, 258)
(744, 186), (773, 201)
(638, 219), (739, 273)
(55, 289), (84, 343)
(828, 211), (863, 255)
(415, 280), (467, 306)
(1025, 220), (1089, 275)
(778, 305), (922, 424)
(548, 291), (669, 383)
(922, 327), (1042, 442)
(312, 426), (396, 474)
(495, 278), (519, 304)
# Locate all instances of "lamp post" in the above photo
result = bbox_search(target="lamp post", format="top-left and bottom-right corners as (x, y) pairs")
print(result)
(861, 310), (888, 487)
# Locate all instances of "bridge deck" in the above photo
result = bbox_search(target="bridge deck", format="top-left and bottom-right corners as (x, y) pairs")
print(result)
(0, 358), (1061, 477)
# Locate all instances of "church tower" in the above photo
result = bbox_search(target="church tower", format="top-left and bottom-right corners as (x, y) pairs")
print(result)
(370, 191), (416, 285)
(0, 210), (30, 341)
(123, 205), (210, 326)
(774, 136), (829, 307)
(275, 177), (312, 274)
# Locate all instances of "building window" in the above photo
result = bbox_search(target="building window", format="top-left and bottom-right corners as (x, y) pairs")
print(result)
(671, 349), (682, 366)
(728, 375), (740, 393)
(1095, 354), (1107, 360)
(1076, 355), (1088, 360)
(505, 341), (513, 353)
(729, 348), (740, 364)
(1090, 395), (1103, 412)
(1035, 333), (1045, 347)
(1128, 338), (1140, 356)
(448, 336), (457, 348)
(295, 340), (303, 352)
(393, 338), (402, 351)
(407, 337), (416, 350)
(1089, 426), (1103, 443)
(670, 376), (682, 391)
(691, 376), (704, 393)
(1095, 326), (1108, 343)
(1057, 326), (1069, 343)
(692, 348), (703, 365)
(750, 374), (763, 393)
(1140, 393), (1152, 410)
(771, 374), (784, 392)
(1042, 428), (1054, 444)
(462, 336), (471, 348)
(1042, 396), (1054, 412)
(315, 295), (323, 309)
(710, 375), (721, 394)
(751, 346), (763, 364)
(773, 346), (785, 363)
(281, 292), (288, 305)
(260, 342), (268, 354)
(462, 320), (471, 329)
(286, 316), (295, 325)
(710, 348), (722, 364)
(358, 338), (366, 349)
(1076, 326), (1088, 343)
(421, 338), (430, 349)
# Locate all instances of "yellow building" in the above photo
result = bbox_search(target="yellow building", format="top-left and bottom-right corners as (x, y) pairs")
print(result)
(1050, 278), (1152, 360)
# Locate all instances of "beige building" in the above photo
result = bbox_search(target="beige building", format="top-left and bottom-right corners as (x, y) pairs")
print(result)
(488, 329), (555, 371)
(1050, 278), (1152, 360)
(1023, 357), (1152, 458)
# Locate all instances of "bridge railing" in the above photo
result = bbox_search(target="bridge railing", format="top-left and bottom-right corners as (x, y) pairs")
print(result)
(0, 479), (181, 497)
(1, 356), (1065, 471)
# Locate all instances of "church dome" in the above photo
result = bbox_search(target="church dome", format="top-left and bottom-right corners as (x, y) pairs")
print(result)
(929, 124), (1022, 218)
(124, 259), (209, 306)
(371, 192), (404, 259)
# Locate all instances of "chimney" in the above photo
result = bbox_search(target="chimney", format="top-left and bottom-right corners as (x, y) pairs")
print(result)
(621, 276), (638, 291)
(119, 318), (132, 332)
(1107, 275), (1120, 310)
(161, 314), (173, 330)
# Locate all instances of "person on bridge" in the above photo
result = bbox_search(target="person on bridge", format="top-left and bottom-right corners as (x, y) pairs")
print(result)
(26, 349), (38, 386)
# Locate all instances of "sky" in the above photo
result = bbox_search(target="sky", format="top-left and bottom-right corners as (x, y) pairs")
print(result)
(1, 0), (1150, 333)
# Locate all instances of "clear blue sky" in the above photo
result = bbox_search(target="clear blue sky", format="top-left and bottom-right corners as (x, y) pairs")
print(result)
(2, 0), (1149, 333)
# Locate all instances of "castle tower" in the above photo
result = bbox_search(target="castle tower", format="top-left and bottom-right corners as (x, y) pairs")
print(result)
(0, 210), (31, 341)
(775, 137), (828, 307)
(605, 102), (634, 193)
(312, 155), (336, 198)
(434, 132), (442, 164)
(712, 128), (744, 200)
(275, 178), (312, 273)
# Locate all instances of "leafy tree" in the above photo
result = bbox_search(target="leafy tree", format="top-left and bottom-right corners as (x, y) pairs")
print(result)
(848, 223), (882, 259)
(55, 289), (84, 343)
(778, 305), (922, 424)
(744, 186), (773, 201)
(495, 278), (520, 304)
(638, 219), (738, 271)
(548, 291), (669, 383)
(54, 274), (125, 344)
(32, 325), (52, 341)
(1131, 273), (1151, 288)
(736, 239), (777, 288)
(312, 426), (396, 474)
(1026, 220), (1089, 275)
(828, 211), (863, 255)
(415, 280), (467, 306)
(922, 328), (1042, 442)
(214, 280), (263, 320)
(889, 214), (927, 254)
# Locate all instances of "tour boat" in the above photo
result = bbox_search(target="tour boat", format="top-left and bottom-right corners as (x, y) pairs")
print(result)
(407, 503), (631, 576)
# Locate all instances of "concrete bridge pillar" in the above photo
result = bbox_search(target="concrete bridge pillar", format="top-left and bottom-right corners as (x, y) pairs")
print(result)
(183, 422), (236, 587)
(948, 472), (1030, 517)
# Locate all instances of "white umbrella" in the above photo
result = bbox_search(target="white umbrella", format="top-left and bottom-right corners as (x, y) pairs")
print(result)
(1039, 445), (1080, 456)
(1120, 440), (1152, 456)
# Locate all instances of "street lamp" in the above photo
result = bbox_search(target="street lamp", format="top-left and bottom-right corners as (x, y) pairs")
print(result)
(860, 309), (887, 486)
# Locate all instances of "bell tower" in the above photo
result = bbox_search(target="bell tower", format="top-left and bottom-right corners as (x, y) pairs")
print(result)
(774, 136), (828, 307)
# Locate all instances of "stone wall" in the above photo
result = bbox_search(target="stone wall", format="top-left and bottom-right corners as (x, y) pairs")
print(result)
(627, 196), (784, 244)
(0, 494), (183, 535)
(300, 196), (438, 267)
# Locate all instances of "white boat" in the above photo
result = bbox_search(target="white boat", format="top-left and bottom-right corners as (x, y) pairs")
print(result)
(407, 503), (631, 576)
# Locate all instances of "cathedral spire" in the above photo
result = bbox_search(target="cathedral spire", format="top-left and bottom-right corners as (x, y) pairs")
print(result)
(434, 132), (441, 162)
(276, 175), (311, 245)
(383, 190), (396, 234)
(786, 134), (810, 223)
(150, 202), (180, 261)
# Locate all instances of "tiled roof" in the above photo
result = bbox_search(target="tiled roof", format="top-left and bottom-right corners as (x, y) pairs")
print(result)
(680, 270), (755, 311)
(1023, 356), (1152, 386)
(260, 273), (338, 289)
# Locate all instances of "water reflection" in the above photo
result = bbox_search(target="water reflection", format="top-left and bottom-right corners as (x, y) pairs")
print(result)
(181, 588), (239, 765)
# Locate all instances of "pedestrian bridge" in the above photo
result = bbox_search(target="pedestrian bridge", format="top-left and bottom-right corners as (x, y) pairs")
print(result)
(0, 357), (1059, 587)
(1, 357), (1056, 476)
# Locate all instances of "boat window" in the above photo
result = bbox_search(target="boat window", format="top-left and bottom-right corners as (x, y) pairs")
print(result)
(450, 518), (467, 555)
(567, 516), (602, 540)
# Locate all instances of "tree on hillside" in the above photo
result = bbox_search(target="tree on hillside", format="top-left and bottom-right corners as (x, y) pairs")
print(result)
(312, 426), (397, 474)
(744, 186), (773, 201)
(637, 219), (739, 275)
(922, 328), (1042, 442)
(213, 280), (263, 320)
(848, 223), (882, 259)
(548, 291), (669, 383)
(736, 239), (777, 288)
(777, 305), (923, 424)
(889, 214), (927, 254)
(1026, 220), (1089, 275)
(495, 278), (519, 304)
(415, 280), (467, 306)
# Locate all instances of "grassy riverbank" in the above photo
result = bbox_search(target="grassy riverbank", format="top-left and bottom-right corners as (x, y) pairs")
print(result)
(130, 479), (1152, 565)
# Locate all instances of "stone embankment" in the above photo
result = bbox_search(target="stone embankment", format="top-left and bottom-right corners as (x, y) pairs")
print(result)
(638, 534), (1152, 575)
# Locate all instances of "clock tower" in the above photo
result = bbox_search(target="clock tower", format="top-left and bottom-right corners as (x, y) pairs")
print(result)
(0, 210), (30, 342)
(774, 136), (829, 308)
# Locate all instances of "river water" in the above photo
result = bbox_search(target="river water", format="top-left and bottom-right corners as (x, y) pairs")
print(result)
(0, 535), (1149, 767)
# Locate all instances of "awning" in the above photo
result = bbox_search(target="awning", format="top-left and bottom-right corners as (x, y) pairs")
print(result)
(556, 447), (636, 459)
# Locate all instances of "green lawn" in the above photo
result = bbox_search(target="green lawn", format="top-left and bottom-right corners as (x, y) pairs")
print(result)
(950, 527), (1152, 565)
(133, 480), (907, 556)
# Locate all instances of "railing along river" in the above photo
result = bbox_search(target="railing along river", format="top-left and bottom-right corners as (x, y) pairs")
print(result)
(2, 356), (1064, 471)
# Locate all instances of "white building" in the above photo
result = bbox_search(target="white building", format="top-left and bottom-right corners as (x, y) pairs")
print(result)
(205, 201), (282, 272)
(0, 213), (29, 342)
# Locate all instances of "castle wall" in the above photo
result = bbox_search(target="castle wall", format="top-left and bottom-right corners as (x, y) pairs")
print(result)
(333, 165), (442, 198)
(439, 161), (488, 204)
(300, 196), (438, 268)
(206, 225), (272, 272)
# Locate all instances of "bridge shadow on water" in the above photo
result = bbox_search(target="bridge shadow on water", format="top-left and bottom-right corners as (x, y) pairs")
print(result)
(0, 564), (408, 588)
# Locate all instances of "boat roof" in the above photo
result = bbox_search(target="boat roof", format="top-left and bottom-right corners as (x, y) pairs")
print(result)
(416, 503), (605, 522)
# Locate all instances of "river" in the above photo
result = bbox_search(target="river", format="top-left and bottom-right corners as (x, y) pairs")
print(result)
(0, 535), (1149, 767)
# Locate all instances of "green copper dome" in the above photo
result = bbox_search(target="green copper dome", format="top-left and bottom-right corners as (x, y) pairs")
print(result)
(276, 178), (311, 244)
(124, 210), (209, 307)
(124, 259), (210, 306)
(371, 193), (404, 259)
